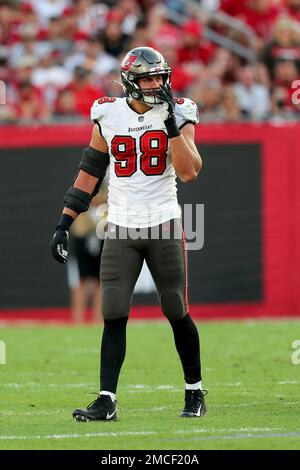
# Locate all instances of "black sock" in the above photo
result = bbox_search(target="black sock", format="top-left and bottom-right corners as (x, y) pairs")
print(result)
(169, 314), (202, 384)
(100, 316), (128, 393)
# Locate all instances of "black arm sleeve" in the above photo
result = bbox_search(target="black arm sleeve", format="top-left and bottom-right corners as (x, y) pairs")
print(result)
(64, 187), (91, 214)
(79, 146), (110, 179)
(63, 147), (109, 214)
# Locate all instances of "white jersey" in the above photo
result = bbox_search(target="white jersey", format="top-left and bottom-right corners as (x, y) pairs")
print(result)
(91, 96), (199, 228)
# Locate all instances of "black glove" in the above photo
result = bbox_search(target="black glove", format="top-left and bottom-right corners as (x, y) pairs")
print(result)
(155, 83), (180, 138)
(50, 214), (74, 264)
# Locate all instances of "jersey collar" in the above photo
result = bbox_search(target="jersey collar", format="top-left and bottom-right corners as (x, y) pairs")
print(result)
(125, 98), (154, 116)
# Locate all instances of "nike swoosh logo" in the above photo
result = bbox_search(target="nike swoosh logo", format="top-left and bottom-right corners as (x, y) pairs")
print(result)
(195, 404), (202, 416)
(106, 410), (116, 420)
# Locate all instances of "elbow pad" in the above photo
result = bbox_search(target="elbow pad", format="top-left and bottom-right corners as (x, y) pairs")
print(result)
(79, 146), (109, 181)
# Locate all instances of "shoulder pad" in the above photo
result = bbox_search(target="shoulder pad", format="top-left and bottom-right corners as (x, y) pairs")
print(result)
(175, 98), (199, 126)
(90, 97), (117, 123)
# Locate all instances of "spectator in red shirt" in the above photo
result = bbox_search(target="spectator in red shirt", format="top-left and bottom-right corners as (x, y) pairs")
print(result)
(146, 3), (181, 51)
(282, 0), (300, 22)
(220, 0), (248, 17)
(221, 0), (281, 41)
(177, 20), (216, 66)
(54, 88), (88, 122)
(65, 65), (104, 117)
(0, 1), (15, 45)
(14, 80), (50, 122)
(160, 46), (197, 94)
(242, 0), (281, 41)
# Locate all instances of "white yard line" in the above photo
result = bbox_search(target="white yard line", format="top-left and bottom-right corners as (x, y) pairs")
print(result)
(278, 381), (299, 385)
(175, 427), (286, 434)
(191, 432), (300, 441)
(4, 380), (298, 390)
(16, 372), (82, 377)
(0, 410), (65, 416)
(0, 431), (156, 441)
(214, 401), (300, 408)
(1, 401), (299, 418)
(0, 406), (172, 416)
(3, 383), (95, 389)
(1, 429), (300, 442)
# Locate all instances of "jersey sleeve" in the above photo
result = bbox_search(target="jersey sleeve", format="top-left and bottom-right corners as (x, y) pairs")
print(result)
(175, 98), (200, 129)
(90, 97), (117, 123)
(91, 99), (108, 123)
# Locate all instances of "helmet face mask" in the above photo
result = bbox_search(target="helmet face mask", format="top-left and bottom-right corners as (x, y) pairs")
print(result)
(121, 47), (171, 107)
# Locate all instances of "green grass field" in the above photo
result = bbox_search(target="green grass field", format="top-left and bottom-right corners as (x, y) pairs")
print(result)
(0, 319), (300, 450)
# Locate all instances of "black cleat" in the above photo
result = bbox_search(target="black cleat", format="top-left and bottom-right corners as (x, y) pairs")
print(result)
(180, 389), (208, 418)
(73, 394), (117, 422)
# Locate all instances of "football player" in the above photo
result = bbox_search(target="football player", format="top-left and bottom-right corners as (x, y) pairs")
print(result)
(51, 46), (207, 420)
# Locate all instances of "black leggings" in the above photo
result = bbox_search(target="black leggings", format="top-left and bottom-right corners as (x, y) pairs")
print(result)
(100, 218), (189, 321)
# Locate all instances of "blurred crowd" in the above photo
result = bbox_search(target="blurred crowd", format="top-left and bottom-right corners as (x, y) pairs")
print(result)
(0, 0), (299, 124)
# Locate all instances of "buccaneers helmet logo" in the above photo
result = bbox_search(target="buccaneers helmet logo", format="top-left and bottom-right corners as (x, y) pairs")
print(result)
(121, 54), (139, 71)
